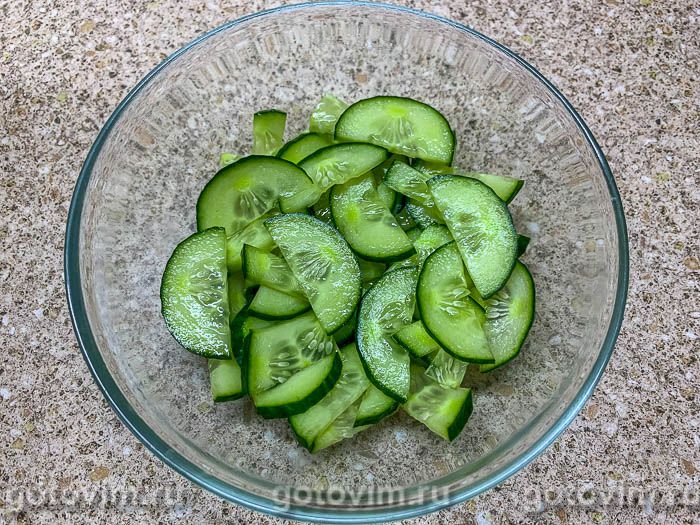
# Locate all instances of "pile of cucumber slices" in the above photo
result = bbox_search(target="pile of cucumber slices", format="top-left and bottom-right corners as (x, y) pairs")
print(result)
(160, 95), (535, 452)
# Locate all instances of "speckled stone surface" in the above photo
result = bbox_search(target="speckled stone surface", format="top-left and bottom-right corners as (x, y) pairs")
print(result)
(1, 1), (698, 524)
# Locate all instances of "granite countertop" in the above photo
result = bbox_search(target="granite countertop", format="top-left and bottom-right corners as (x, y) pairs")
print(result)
(1, 0), (698, 523)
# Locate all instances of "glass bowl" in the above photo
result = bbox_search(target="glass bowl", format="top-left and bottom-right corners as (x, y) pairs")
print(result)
(65, 2), (628, 522)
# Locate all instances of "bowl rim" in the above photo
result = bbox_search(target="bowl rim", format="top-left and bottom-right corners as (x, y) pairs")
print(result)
(64, 2), (629, 522)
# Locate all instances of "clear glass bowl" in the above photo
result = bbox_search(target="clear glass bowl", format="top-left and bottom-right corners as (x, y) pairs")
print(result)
(65, 2), (628, 522)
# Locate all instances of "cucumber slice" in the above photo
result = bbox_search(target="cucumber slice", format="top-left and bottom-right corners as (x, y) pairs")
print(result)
(315, 178), (398, 227)
(160, 227), (231, 359)
(241, 244), (305, 298)
(417, 242), (493, 363)
(395, 205), (417, 231)
(245, 312), (341, 418)
(330, 173), (415, 262)
(517, 234), (531, 258)
(373, 155), (407, 212)
(265, 214), (361, 334)
(226, 272), (248, 322)
(230, 310), (272, 360)
(309, 94), (348, 135)
(428, 176), (518, 299)
(406, 227), (422, 243)
(197, 156), (311, 235)
(385, 160), (432, 204)
(413, 225), (453, 267)
(248, 286), (311, 320)
(387, 223), (452, 275)
(425, 349), (467, 389)
(312, 190), (333, 225)
(386, 256), (417, 273)
(393, 321), (440, 359)
(279, 143), (389, 211)
(354, 384), (398, 427)
(219, 152), (241, 169)
(225, 211), (278, 272)
(479, 261), (535, 372)
(467, 173), (524, 204)
(335, 96), (455, 165)
(415, 161), (524, 204)
(290, 342), (370, 451)
(252, 109), (286, 155)
(372, 153), (408, 180)
(251, 352), (342, 419)
(332, 310), (357, 346)
(208, 358), (245, 402)
(377, 183), (399, 212)
(356, 266), (418, 403)
(311, 400), (362, 453)
(406, 199), (444, 229)
(277, 132), (334, 164)
(211, 270), (249, 399)
(357, 258), (386, 284)
(404, 365), (473, 441)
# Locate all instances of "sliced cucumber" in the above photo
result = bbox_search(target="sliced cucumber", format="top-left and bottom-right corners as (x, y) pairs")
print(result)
(415, 161), (524, 204)
(413, 224), (453, 267)
(480, 261), (535, 372)
(241, 244), (305, 298)
(309, 94), (348, 135)
(252, 109), (286, 155)
(390, 234), (427, 270)
(245, 312), (341, 418)
(312, 190), (333, 225)
(330, 174), (415, 262)
(387, 223), (453, 275)
(386, 256), (417, 273)
(377, 183), (400, 213)
(209, 358), (245, 402)
(225, 211), (277, 272)
(315, 178), (398, 227)
(372, 153), (408, 180)
(335, 96), (455, 165)
(311, 400), (361, 453)
(280, 143), (388, 211)
(210, 271), (247, 398)
(219, 152), (241, 169)
(356, 266), (418, 403)
(425, 349), (467, 389)
(197, 156), (311, 235)
(265, 214), (361, 334)
(406, 227), (422, 243)
(162, 96), (537, 452)
(357, 258), (386, 284)
(161, 227), (231, 359)
(417, 242), (493, 363)
(517, 234), (531, 258)
(404, 365), (473, 441)
(467, 172), (523, 204)
(385, 160), (432, 204)
(428, 175), (518, 299)
(332, 310), (357, 346)
(393, 321), (440, 359)
(230, 310), (272, 359)
(395, 205), (417, 231)
(354, 384), (398, 427)
(406, 200), (444, 229)
(277, 132), (334, 164)
(226, 272), (248, 322)
(248, 286), (311, 320)
(251, 352), (342, 419)
(290, 342), (370, 451)
(373, 155), (406, 212)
